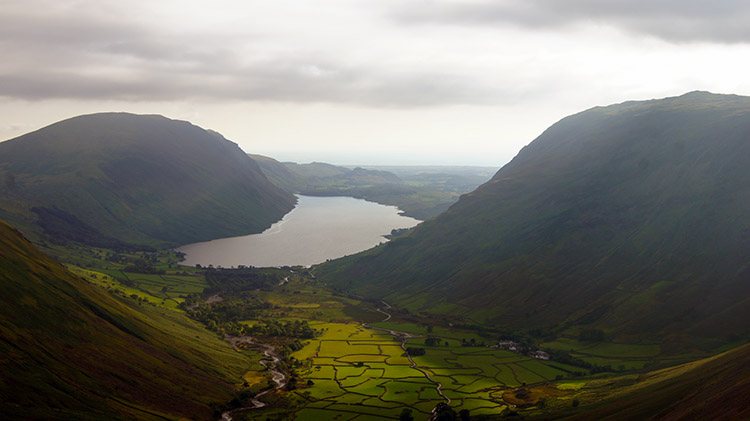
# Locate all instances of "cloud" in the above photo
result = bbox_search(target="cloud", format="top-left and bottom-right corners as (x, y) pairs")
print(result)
(0, 2), (527, 107)
(0, 54), (512, 107)
(394, 0), (750, 44)
(4, 0), (747, 110)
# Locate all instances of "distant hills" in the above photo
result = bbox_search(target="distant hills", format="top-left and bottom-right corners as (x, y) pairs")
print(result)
(316, 91), (750, 348)
(250, 154), (496, 220)
(0, 219), (250, 420)
(0, 113), (295, 248)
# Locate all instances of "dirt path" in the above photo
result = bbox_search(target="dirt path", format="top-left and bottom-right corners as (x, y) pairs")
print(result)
(363, 304), (451, 418)
(221, 336), (287, 421)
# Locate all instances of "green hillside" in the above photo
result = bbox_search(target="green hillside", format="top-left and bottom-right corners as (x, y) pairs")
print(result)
(316, 92), (750, 347)
(0, 219), (252, 420)
(0, 113), (295, 248)
(527, 342), (750, 420)
(250, 154), (495, 220)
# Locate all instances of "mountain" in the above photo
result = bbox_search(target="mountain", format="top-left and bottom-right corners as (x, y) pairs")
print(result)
(249, 155), (403, 190)
(0, 113), (295, 248)
(285, 161), (352, 179)
(0, 219), (251, 420)
(316, 92), (750, 346)
(248, 153), (308, 193)
(250, 154), (495, 220)
(538, 343), (750, 420)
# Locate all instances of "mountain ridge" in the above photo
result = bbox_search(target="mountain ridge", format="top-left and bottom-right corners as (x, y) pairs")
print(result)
(315, 91), (750, 347)
(0, 112), (295, 248)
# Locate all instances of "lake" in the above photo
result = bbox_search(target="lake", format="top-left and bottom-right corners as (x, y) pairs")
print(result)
(177, 195), (421, 267)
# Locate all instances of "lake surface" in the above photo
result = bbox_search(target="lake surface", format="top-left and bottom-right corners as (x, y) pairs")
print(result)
(177, 195), (421, 267)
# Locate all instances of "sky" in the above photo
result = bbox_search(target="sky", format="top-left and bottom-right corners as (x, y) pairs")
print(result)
(2, 1), (750, 166)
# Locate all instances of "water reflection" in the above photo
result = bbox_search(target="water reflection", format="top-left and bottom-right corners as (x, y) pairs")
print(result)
(177, 195), (420, 267)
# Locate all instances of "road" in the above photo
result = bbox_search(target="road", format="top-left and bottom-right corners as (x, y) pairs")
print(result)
(363, 301), (452, 417)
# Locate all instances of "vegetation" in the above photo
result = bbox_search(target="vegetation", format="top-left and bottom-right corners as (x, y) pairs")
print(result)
(250, 154), (497, 220)
(4, 93), (750, 420)
(0, 220), (254, 420)
(315, 91), (750, 349)
(3, 214), (749, 420)
(0, 113), (295, 248)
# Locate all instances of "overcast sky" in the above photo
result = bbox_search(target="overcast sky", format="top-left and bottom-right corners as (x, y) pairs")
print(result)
(2, 0), (750, 166)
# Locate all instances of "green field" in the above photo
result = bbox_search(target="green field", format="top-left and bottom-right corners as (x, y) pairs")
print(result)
(282, 319), (596, 419)
(62, 257), (719, 420)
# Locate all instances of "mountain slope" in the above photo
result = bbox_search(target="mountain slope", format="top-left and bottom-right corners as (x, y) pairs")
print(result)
(0, 219), (251, 420)
(0, 113), (295, 247)
(248, 153), (308, 193)
(250, 154), (481, 220)
(538, 343), (750, 420)
(316, 92), (750, 345)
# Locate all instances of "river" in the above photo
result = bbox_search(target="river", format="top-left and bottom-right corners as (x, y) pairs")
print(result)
(177, 195), (420, 268)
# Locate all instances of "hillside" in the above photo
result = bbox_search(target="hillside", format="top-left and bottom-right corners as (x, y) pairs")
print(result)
(0, 219), (251, 420)
(250, 154), (495, 220)
(316, 91), (750, 347)
(530, 342), (750, 420)
(0, 113), (295, 248)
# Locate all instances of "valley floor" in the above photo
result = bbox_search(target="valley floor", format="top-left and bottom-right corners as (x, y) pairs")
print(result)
(62, 245), (745, 420)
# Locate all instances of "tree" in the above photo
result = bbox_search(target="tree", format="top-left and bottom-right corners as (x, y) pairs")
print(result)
(425, 337), (441, 346)
(435, 403), (457, 420)
(579, 328), (605, 342)
(459, 409), (470, 420)
(399, 408), (414, 421)
(405, 347), (425, 356)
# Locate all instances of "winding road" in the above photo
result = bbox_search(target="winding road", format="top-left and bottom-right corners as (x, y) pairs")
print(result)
(363, 301), (451, 418)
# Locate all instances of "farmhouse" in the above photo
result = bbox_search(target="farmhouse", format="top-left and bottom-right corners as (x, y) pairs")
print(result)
(529, 350), (550, 360)
(496, 340), (523, 352)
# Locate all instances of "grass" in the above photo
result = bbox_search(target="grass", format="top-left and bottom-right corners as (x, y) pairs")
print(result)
(52, 251), (733, 420)
(288, 309), (599, 419)
(0, 221), (259, 420)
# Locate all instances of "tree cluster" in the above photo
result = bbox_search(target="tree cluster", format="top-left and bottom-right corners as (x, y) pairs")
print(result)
(405, 347), (425, 356)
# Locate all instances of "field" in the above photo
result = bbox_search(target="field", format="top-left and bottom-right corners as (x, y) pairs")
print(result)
(540, 337), (669, 371)
(282, 317), (608, 419)
(64, 247), (208, 310)
(61, 250), (722, 420)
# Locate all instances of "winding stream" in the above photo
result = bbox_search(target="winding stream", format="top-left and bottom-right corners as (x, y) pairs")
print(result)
(221, 302), (451, 420)
(221, 336), (287, 421)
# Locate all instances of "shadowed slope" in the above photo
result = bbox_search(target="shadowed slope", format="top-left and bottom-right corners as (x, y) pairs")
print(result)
(0, 220), (251, 420)
(540, 343), (750, 420)
(316, 92), (750, 345)
(0, 113), (295, 248)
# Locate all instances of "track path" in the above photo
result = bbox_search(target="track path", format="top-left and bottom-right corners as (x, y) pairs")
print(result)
(363, 301), (451, 419)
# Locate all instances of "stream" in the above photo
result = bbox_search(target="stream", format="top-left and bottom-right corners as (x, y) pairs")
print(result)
(220, 302), (451, 420)
(220, 336), (287, 421)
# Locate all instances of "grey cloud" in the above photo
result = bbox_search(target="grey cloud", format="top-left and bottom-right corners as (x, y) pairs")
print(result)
(395, 0), (750, 44)
(0, 57), (514, 107)
(0, 8), (520, 107)
(0, 2), (559, 107)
